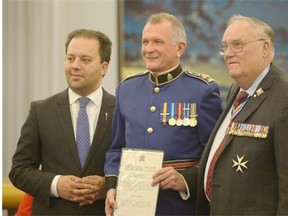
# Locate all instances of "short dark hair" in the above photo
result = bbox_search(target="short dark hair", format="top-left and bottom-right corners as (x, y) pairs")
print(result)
(65, 29), (112, 63)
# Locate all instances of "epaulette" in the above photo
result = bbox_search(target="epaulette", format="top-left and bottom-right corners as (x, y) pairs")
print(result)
(185, 70), (214, 84)
(121, 70), (149, 82)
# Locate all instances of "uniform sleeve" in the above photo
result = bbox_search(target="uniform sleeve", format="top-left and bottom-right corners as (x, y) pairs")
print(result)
(104, 84), (126, 186)
(181, 81), (222, 197)
(197, 81), (223, 147)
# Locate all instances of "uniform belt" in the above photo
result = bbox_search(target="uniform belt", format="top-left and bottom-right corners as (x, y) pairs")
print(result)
(163, 159), (199, 170)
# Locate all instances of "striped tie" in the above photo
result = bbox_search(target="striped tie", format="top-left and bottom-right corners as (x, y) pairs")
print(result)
(231, 91), (249, 120)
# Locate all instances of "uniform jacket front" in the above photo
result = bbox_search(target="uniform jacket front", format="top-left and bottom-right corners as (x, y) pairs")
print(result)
(9, 88), (115, 215)
(105, 65), (222, 215)
(197, 64), (288, 215)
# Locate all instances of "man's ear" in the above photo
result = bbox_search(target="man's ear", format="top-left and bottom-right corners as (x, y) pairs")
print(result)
(262, 40), (270, 58)
(101, 62), (109, 77)
(177, 41), (186, 58)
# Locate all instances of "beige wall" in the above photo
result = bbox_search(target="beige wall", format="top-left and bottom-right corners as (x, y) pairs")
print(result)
(3, 0), (118, 176)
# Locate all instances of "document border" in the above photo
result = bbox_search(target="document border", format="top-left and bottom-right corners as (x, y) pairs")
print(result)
(114, 148), (164, 216)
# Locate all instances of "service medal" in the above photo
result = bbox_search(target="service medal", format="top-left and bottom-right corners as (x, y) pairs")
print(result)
(176, 102), (183, 126)
(190, 118), (197, 127)
(183, 117), (190, 126)
(176, 118), (183, 126)
(168, 103), (176, 126)
(160, 102), (169, 125)
(168, 118), (176, 126)
(182, 103), (190, 126)
(189, 103), (197, 127)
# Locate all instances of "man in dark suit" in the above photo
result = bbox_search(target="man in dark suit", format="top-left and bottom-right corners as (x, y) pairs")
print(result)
(9, 29), (115, 215)
(197, 15), (288, 215)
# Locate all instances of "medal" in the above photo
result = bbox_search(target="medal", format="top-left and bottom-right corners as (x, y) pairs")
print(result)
(189, 103), (197, 127)
(176, 118), (183, 126)
(182, 103), (190, 126)
(228, 122), (269, 138)
(168, 103), (176, 126)
(190, 118), (197, 127)
(176, 103), (183, 126)
(160, 102), (169, 125)
(169, 118), (176, 126)
(183, 117), (190, 126)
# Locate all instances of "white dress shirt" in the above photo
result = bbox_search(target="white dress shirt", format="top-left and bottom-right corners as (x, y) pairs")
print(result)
(69, 87), (103, 143)
(50, 87), (103, 197)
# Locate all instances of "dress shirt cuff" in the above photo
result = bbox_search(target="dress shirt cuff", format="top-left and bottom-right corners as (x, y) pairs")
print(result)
(179, 174), (190, 200)
(50, 175), (61, 197)
(105, 176), (118, 192)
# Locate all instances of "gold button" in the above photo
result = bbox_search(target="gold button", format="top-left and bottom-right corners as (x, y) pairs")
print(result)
(147, 127), (153, 134)
(154, 87), (160, 93)
(150, 106), (156, 112)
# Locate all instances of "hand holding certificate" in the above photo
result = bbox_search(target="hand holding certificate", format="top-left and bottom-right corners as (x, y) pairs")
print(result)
(114, 148), (164, 216)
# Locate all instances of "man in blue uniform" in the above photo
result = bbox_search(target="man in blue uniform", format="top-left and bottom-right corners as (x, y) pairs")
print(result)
(104, 12), (222, 215)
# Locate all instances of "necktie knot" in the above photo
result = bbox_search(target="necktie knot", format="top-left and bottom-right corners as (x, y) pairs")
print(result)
(79, 97), (89, 108)
(234, 91), (249, 109)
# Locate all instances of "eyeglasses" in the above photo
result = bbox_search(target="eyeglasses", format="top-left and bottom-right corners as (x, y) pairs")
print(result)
(219, 39), (265, 55)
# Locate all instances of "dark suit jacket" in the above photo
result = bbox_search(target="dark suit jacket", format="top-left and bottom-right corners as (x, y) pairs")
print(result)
(9, 88), (115, 215)
(197, 64), (288, 215)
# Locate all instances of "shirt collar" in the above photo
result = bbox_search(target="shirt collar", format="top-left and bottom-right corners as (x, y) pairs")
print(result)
(68, 86), (103, 108)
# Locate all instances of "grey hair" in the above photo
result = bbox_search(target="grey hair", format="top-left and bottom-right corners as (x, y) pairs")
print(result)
(145, 12), (186, 43)
(227, 15), (275, 52)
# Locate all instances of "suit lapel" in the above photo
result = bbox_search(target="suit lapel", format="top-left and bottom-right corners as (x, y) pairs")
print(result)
(200, 86), (239, 168)
(232, 65), (276, 123)
(224, 65), (276, 147)
(84, 89), (115, 168)
(55, 89), (82, 169)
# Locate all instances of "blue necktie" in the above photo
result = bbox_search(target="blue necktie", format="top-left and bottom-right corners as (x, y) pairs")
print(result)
(76, 97), (90, 168)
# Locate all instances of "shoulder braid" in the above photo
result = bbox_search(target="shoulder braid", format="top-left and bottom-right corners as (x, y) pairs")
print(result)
(185, 70), (214, 84)
(121, 70), (149, 82)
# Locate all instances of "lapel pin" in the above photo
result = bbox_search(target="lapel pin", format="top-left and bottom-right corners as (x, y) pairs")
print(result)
(256, 87), (264, 96)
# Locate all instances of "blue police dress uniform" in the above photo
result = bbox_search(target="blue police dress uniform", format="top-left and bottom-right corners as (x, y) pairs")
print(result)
(105, 64), (222, 215)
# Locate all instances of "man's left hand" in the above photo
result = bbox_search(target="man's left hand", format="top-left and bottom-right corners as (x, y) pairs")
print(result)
(73, 175), (106, 206)
(151, 167), (187, 193)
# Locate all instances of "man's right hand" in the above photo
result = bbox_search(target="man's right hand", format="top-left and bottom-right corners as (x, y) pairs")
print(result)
(57, 175), (94, 203)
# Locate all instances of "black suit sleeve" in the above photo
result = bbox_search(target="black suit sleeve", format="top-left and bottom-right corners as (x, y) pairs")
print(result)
(9, 101), (56, 207)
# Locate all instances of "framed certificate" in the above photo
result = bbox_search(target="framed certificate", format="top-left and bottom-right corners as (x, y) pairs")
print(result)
(114, 148), (164, 216)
